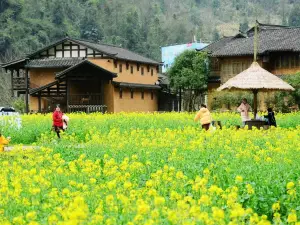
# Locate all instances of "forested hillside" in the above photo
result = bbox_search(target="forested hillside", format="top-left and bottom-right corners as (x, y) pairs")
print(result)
(0, 0), (300, 105)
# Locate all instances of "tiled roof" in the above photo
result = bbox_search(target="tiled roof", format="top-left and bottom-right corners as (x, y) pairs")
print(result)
(158, 73), (170, 85)
(55, 60), (117, 78)
(26, 58), (84, 68)
(112, 81), (161, 90)
(73, 38), (159, 65)
(202, 36), (234, 53)
(207, 23), (300, 57)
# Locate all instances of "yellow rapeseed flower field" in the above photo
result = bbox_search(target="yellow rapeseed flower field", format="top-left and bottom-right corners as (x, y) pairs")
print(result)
(0, 112), (299, 224)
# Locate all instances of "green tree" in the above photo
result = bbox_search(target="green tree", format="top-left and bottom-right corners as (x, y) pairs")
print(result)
(288, 4), (300, 27)
(168, 50), (209, 111)
(213, 29), (220, 41)
(239, 18), (249, 32)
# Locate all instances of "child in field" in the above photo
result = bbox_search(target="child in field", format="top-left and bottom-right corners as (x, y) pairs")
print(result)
(194, 104), (212, 131)
(264, 108), (277, 127)
(0, 133), (10, 152)
(52, 105), (63, 138)
(62, 114), (69, 130)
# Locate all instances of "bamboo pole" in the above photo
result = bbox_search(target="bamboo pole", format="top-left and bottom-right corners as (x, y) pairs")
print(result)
(254, 21), (258, 62)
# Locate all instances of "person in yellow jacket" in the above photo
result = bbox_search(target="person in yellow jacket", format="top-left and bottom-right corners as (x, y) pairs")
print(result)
(194, 104), (212, 131)
(0, 133), (10, 152)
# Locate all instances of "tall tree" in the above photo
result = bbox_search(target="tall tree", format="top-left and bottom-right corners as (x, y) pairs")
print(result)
(168, 50), (209, 111)
(288, 4), (300, 27)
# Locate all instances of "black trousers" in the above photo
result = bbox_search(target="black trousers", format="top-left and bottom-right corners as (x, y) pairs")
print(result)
(53, 126), (64, 138)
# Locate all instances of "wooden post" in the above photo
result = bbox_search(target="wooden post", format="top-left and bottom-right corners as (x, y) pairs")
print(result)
(253, 89), (258, 119)
(25, 69), (29, 114)
(66, 78), (70, 113)
(11, 70), (14, 97)
(179, 88), (182, 112)
(38, 93), (42, 113)
(254, 21), (258, 62)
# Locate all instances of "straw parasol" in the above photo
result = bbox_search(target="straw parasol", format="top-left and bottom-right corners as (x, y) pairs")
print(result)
(217, 22), (295, 118)
(217, 62), (295, 117)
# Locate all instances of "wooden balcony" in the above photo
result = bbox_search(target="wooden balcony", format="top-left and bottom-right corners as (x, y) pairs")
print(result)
(12, 77), (27, 90)
(69, 94), (103, 105)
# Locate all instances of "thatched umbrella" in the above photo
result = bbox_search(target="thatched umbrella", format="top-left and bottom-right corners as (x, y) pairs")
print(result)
(217, 62), (295, 118)
(217, 22), (295, 118)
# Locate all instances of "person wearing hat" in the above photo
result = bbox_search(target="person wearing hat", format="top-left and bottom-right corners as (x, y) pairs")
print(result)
(0, 133), (10, 152)
(52, 105), (63, 138)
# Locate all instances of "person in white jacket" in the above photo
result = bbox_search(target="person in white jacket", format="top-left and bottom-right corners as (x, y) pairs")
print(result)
(237, 98), (251, 127)
(62, 114), (69, 130)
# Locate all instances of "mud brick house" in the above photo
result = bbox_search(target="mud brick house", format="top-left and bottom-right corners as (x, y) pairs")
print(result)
(204, 22), (300, 109)
(1, 37), (161, 113)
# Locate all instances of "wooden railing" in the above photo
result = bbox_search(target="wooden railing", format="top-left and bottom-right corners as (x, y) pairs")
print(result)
(68, 105), (107, 113)
(12, 77), (27, 89)
(69, 94), (102, 105)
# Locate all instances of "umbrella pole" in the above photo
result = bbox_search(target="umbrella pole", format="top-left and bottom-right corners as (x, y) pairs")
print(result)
(253, 90), (258, 119)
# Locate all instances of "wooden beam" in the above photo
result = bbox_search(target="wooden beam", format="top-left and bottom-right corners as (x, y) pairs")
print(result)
(62, 42), (65, 57)
(25, 69), (29, 114)
(11, 70), (14, 97)
(38, 93), (42, 113)
(66, 78), (70, 113)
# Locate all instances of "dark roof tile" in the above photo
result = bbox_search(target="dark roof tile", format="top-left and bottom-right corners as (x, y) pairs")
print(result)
(211, 25), (300, 57)
(26, 58), (84, 68)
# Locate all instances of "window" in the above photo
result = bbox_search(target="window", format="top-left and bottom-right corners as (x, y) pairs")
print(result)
(126, 62), (129, 70)
(291, 55), (296, 68)
(156, 65), (159, 73)
(151, 91), (154, 100)
(119, 64), (122, 73)
(147, 65), (150, 72)
(131, 89), (134, 99)
(131, 66), (134, 74)
(282, 56), (289, 68)
(137, 63), (140, 71)
(151, 69), (153, 76)
(114, 60), (118, 68)
(141, 91), (144, 99)
(211, 59), (220, 71)
(119, 88), (123, 99)
(232, 62), (242, 74)
(222, 63), (231, 75)
(141, 67), (144, 75)
(275, 56), (281, 69)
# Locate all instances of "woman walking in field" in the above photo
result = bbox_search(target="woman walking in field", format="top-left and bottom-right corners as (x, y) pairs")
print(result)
(194, 104), (212, 131)
(237, 98), (251, 127)
(0, 133), (10, 152)
(52, 105), (64, 139)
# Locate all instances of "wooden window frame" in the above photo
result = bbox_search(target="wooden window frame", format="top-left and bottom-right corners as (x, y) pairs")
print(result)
(131, 89), (134, 99)
(141, 90), (144, 99)
(141, 67), (144, 75)
(131, 66), (134, 74)
(119, 88), (123, 99)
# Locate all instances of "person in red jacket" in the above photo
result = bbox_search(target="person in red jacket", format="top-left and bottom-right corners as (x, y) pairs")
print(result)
(52, 105), (63, 138)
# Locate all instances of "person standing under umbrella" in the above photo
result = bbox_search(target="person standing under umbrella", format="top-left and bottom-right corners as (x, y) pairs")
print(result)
(237, 98), (251, 127)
